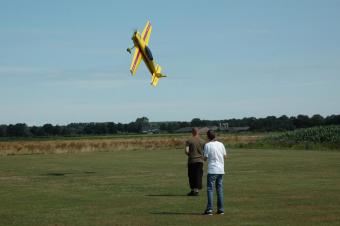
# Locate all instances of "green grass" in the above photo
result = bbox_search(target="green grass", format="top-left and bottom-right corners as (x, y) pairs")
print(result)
(0, 148), (340, 226)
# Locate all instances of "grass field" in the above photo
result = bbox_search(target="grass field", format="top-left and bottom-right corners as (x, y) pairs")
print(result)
(1, 148), (340, 226)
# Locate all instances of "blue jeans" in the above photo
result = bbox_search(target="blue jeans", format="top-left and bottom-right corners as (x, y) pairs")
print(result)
(206, 174), (224, 212)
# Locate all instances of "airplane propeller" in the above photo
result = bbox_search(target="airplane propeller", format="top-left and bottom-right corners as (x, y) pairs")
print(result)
(126, 46), (134, 54)
(127, 29), (138, 54)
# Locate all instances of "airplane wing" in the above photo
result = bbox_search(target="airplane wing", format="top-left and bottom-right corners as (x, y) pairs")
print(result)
(141, 21), (152, 45)
(130, 47), (142, 75)
(150, 64), (165, 87)
(151, 75), (159, 87)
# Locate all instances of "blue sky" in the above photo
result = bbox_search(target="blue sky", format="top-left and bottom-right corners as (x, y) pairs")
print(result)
(0, 0), (339, 125)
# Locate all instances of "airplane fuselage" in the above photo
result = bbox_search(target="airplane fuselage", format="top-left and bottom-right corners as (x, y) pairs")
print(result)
(132, 32), (156, 75)
(128, 21), (166, 86)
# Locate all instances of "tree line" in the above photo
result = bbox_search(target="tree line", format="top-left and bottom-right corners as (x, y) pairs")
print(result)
(0, 114), (340, 138)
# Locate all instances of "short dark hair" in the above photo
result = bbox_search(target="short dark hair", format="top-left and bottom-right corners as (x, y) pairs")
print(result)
(207, 130), (215, 140)
(192, 127), (199, 135)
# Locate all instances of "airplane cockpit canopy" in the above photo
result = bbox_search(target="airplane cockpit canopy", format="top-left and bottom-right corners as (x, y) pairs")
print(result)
(145, 46), (153, 61)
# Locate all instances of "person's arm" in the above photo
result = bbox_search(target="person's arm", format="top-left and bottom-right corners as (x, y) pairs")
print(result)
(184, 140), (190, 155)
(203, 144), (208, 161)
(185, 146), (189, 155)
(223, 144), (227, 159)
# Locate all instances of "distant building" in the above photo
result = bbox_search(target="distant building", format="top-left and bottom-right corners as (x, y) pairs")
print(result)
(175, 126), (218, 134)
(198, 126), (218, 134)
(175, 125), (249, 133)
(141, 128), (160, 134)
(218, 122), (249, 132)
(141, 126), (160, 134)
(227, 126), (250, 132)
(198, 127), (209, 134)
(175, 127), (192, 133)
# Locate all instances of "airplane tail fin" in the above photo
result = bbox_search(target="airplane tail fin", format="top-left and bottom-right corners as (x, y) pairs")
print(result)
(151, 64), (166, 87)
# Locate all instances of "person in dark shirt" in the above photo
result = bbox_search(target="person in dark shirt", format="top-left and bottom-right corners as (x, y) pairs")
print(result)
(185, 127), (205, 196)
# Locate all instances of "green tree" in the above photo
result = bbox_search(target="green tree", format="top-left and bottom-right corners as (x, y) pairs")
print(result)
(43, 124), (54, 136)
(7, 123), (30, 137)
(107, 122), (117, 134)
(135, 117), (150, 132)
(30, 126), (45, 136)
(0, 125), (7, 137)
(191, 118), (201, 127)
(310, 114), (324, 126)
(294, 115), (311, 128)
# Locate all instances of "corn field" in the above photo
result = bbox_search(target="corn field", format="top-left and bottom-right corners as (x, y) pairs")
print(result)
(261, 126), (340, 150)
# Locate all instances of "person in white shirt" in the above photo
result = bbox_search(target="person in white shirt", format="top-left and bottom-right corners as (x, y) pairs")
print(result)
(203, 130), (227, 215)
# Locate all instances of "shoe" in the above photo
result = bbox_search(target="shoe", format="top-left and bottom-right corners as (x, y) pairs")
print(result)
(187, 191), (199, 196)
(217, 210), (224, 215)
(203, 210), (213, 215)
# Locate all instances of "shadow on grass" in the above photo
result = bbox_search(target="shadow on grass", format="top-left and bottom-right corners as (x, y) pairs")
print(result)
(145, 194), (187, 197)
(44, 171), (96, 176)
(151, 211), (202, 216)
(45, 172), (71, 176)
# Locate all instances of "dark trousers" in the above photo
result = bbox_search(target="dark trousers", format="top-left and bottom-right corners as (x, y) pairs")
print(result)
(188, 162), (203, 189)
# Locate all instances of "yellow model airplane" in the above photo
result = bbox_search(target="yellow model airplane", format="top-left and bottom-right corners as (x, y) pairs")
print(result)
(127, 21), (166, 86)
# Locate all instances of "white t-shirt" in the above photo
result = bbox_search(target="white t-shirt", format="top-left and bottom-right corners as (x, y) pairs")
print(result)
(204, 140), (227, 174)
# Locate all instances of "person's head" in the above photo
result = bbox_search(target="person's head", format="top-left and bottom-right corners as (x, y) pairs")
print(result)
(207, 130), (216, 141)
(192, 127), (199, 136)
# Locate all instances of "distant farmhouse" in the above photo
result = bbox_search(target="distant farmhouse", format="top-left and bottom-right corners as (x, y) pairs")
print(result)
(174, 127), (192, 133)
(175, 127), (218, 133)
(226, 126), (250, 132)
(175, 123), (249, 133)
